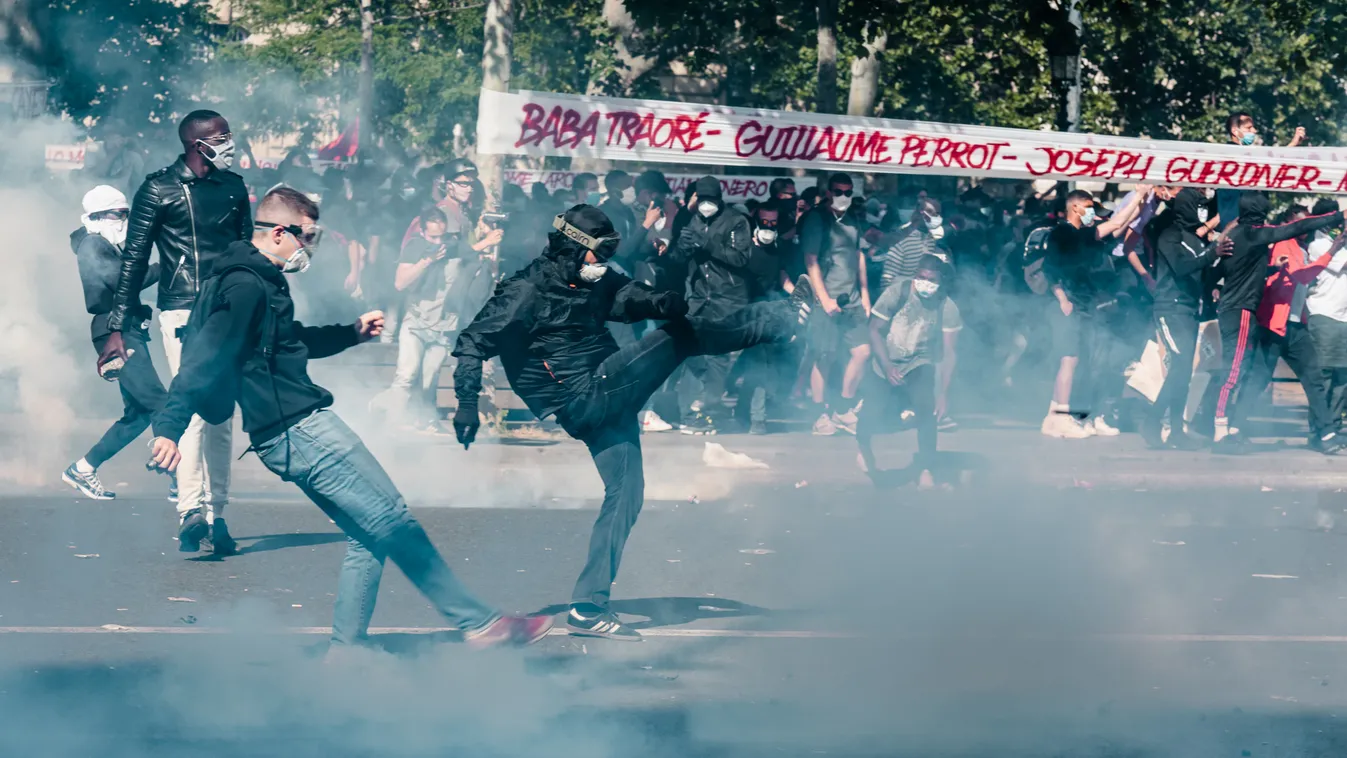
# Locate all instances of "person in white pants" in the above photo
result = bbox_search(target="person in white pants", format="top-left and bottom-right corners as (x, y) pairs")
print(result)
(158, 310), (233, 530)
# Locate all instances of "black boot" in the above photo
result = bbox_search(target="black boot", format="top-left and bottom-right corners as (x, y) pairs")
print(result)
(178, 509), (208, 553)
(209, 517), (239, 556)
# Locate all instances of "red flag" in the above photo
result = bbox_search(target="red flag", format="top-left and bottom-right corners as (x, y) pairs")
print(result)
(318, 117), (360, 161)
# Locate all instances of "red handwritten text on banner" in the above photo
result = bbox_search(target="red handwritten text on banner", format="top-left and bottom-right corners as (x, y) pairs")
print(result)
(480, 89), (1347, 194)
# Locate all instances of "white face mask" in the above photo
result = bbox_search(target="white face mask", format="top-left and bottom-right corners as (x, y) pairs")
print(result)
(197, 138), (235, 171)
(579, 262), (608, 282)
(913, 279), (940, 298)
(697, 201), (719, 218)
(755, 228), (778, 245)
(925, 214), (943, 231)
(83, 216), (128, 247)
(620, 186), (636, 205)
(1081, 207), (1098, 227)
(831, 195), (853, 212)
(1197, 207), (1209, 224)
(929, 224), (946, 240)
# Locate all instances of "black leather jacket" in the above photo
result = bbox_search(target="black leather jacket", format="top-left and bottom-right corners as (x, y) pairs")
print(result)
(107, 157), (252, 331)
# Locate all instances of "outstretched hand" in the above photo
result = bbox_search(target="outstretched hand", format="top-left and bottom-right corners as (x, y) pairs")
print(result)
(356, 311), (385, 341)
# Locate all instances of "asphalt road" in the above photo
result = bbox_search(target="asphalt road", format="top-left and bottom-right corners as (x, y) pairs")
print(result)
(8, 475), (1347, 757)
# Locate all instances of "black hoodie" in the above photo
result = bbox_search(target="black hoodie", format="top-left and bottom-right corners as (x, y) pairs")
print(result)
(70, 228), (158, 341)
(1152, 189), (1222, 313)
(151, 241), (361, 447)
(452, 237), (687, 421)
(1218, 193), (1343, 314)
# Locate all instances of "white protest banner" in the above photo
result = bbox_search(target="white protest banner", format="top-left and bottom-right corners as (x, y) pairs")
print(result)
(45, 144), (86, 171)
(478, 88), (1347, 194)
(504, 168), (782, 203)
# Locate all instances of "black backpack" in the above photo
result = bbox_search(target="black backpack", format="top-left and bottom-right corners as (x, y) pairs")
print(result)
(176, 265), (281, 427)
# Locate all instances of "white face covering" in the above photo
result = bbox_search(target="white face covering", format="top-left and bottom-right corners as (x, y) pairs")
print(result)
(928, 224), (946, 241)
(83, 216), (128, 247)
(1081, 207), (1098, 227)
(697, 201), (719, 218)
(831, 194), (853, 212)
(925, 214), (943, 231)
(1197, 207), (1209, 224)
(621, 186), (636, 205)
(755, 228), (778, 245)
(579, 262), (608, 282)
(197, 138), (236, 171)
(912, 278), (940, 298)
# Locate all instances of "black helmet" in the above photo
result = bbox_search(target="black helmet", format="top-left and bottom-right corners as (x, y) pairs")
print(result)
(549, 204), (620, 261)
(445, 157), (478, 182)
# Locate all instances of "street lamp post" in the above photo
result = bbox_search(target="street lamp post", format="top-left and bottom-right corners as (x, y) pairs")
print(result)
(1047, 0), (1082, 201)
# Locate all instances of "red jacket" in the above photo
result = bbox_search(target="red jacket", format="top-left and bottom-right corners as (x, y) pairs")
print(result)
(1257, 238), (1333, 336)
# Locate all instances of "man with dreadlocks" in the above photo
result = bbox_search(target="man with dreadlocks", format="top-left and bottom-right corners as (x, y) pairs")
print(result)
(452, 204), (817, 640)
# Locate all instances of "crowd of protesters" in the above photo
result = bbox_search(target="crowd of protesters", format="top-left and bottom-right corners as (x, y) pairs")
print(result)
(61, 108), (1347, 495)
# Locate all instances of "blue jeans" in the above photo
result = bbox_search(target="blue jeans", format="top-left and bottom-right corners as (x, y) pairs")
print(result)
(254, 410), (497, 644)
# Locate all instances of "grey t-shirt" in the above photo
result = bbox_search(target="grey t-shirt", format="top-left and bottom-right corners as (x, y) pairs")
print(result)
(800, 207), (862, 306)
(870, 278), (962, 380)
(400, 236), (466, 335)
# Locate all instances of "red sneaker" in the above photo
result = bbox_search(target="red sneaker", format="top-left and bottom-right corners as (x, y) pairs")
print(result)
(464, 614), (555, 649)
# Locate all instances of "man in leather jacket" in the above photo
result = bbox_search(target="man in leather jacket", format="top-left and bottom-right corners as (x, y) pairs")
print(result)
(450, 205), (817, 641)
(98, 109), (252, 555)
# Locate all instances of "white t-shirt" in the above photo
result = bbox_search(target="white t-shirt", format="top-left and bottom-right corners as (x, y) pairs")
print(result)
(1306, 230), (1347, 323)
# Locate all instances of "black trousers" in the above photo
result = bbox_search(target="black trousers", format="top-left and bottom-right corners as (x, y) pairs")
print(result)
(1198, 308), (1258, 427)
(1239, 322), (1332, 437)
(856, 363), (937, 468)
(557, 299), (797, 609)
(85, 331), (168, 469)
(1149, 309), (1199, 428)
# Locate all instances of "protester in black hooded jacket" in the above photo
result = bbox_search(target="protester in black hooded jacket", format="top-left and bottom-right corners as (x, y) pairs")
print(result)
(667, 175), (754, 431)
(451, 204), (816, 641)
(61, 186), (167, 503)
(1144, 187), (1231, 449)
(148, 187), (553, 650)
(1196, 192), (1343, 443)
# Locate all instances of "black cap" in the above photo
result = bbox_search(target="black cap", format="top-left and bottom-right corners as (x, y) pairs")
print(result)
(635, 170), (671, 194)
(694, 175), (722, 199)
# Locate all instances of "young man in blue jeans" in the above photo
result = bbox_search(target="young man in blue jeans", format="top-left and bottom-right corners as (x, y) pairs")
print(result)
(148, 187), (551, 650)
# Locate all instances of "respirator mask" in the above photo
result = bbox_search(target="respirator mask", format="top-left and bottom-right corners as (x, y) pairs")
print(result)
(196, 135), (236, 172)
(553, 214), (620, 283)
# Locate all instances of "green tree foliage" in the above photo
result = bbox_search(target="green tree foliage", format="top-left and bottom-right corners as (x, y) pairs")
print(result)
(14, 0), (216, 135)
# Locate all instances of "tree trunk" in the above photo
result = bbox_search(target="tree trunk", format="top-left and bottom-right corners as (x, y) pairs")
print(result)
(586, 0), (658, 95)
(478, 0), (515, 204)
(846, 27), (887, 117)
(814, 0), (839, 114)
(357, 0), (374, 152)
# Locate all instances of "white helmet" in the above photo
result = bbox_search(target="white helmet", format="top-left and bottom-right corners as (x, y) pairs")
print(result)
(81, 185), (130, 247)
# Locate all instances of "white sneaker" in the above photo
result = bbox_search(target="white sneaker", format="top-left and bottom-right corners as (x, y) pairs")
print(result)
(812, 413), (838, 436)
(640, 410), (673, 433)
(1041, 413), (1092, 439)
(831, 409), (858, 435)
(1090, 416), (1121, 437)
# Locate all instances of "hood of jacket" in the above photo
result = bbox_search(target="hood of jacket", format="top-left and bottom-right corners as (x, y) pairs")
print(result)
(212, 240), (290, 288)
(70, 227), (88, 254)
(1170, 188), (1207, 231)
(1239, 192), (1272, 226)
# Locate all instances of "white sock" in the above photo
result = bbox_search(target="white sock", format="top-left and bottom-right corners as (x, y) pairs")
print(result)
(75, 458), (94, 474)
(1049, 401), (1070, 415)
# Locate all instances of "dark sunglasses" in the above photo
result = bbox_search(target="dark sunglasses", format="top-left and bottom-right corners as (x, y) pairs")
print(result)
(830, 187), (854, 197)
(255, 221), (322, 245)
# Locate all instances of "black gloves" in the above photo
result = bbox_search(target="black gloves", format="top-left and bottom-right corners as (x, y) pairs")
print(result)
(677, 226), (707, 252)
(658, 293), (689, 319)
(453, 399), (480, 450)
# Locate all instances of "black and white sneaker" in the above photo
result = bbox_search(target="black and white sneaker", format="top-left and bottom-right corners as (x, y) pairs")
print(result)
(566, 607), (642, 641)
(790, 275), (817, 327)
(208, 517), (239, 556)
(62, 464), (115, 501)
(680, 412), (718, 436)
(178, 508), (209, 553)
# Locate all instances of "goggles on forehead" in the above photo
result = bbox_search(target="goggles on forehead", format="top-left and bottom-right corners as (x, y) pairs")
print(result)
(256, 220), (323, 246)
(553, 214), (620, 259)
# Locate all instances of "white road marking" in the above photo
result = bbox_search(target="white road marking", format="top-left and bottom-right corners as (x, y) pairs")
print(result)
(2, 627), (1347, 643)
